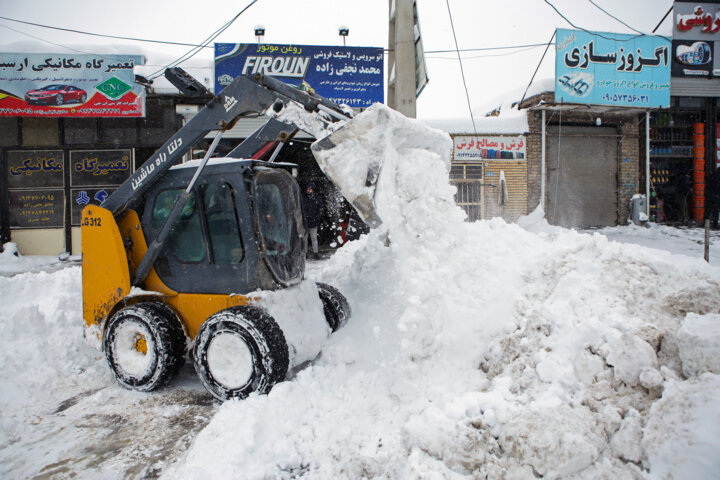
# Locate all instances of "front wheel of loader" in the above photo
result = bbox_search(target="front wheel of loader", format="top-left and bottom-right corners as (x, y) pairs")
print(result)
(193, 306), (289, 401)
(103, 303), (186, 391)
(316, 282), (351, 331)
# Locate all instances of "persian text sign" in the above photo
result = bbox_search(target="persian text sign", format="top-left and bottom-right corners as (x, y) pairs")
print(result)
(674, 3), (720, 40)
(0, 53), (145, 117)
(9, 189), (64, 228)
(555, 29), (670, 108)
(7, 150), (64, 189)
(453, 135), (526, 161)
(672, 3), (720, 77)
(215, 43), (383, 108)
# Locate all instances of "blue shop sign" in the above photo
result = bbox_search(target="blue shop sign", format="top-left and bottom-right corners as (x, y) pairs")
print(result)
(555, 29), (671, 108)
(215, 43), (384, 108)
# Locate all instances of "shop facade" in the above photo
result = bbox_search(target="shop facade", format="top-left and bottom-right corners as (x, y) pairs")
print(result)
(0, 95), (184, 254)
(647, 1), (720, 225)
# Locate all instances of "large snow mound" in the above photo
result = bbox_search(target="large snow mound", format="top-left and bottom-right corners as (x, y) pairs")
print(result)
(160, 107), (720, 479)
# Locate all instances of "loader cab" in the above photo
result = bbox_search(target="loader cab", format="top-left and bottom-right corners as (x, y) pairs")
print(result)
(140, 159), (306, 295)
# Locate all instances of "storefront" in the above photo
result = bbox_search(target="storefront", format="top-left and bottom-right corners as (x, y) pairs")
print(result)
(647, 1), (720, 225)
(0, 95), (183, 254)
(449, 133), (528, 223)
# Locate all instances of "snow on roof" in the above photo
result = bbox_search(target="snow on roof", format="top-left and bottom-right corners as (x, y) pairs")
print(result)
(422, 107), (529, 135)
(421, 77), (554, 135)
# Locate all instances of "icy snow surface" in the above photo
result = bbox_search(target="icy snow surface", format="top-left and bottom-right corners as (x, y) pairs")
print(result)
(2, 105), (720, 479)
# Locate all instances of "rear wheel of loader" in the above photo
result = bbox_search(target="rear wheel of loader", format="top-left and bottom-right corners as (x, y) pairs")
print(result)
(103, 303), (186, 391)
(193, 306), (289, 401)
(316, 282), (351, 331)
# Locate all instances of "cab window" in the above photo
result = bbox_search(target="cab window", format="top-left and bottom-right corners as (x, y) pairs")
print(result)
(200, 183), (244, 264)
(152, 189), (206, 263)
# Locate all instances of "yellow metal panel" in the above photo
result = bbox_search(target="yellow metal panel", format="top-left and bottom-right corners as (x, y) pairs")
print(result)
(81, 206), (130, 331)
(166, 294), (253, 339)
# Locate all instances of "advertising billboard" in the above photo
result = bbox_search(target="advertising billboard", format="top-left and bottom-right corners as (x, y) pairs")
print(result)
(672, 2), (720, 77)
(215, 43), (383, 108)
(555, 29), (671, 108)
(0, 53), (146, 117)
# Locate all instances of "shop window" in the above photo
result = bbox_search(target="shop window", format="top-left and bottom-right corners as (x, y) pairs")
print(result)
(22, 118), (59, 146)
(0, 118), (19, 146)
(100, 118), (137, 145)
(64, 118), (99, 145)
(140, 98), (178, 147)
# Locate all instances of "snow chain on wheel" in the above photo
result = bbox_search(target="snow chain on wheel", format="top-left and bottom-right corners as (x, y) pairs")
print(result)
(103, 302), (187, 392)
(193, 306), (289, 401)
(316, 282), (351, 331)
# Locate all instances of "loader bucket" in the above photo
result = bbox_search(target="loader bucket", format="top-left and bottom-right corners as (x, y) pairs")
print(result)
(310, 105), (392, 229)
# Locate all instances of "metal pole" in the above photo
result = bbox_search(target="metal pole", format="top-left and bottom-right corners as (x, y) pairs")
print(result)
(705, 219), (710, 263)
(541, 109), (546, 212)
(646, 112), (651, 217)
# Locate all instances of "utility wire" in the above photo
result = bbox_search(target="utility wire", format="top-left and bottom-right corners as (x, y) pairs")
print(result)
(586, 0), (644, 34)
(0, 15), (204, 48)
(145, 0), (258, 80)
(542, 0), (659, 42)
(427, 44), (548, 60)
(426, 42), (551, 54)
(445, 0), (478, 136)
(653, 7), (673, 34)
(518, 30), (556, 107)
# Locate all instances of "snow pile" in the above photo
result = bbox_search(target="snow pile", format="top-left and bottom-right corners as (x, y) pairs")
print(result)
(161, 108), (720, 478)
(1, 242), (20, 259)
(255, 280), (330, 369)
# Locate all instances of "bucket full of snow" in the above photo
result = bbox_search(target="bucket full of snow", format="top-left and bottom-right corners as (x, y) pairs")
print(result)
(311, 104), (452, 230)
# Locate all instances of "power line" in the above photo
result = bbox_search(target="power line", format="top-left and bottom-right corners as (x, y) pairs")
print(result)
(425, 42), (551, 54)
(653, 7), (673, 34)
(0, 15), (205, 48)
(518, 30), (556, 107)
(542, 0), (655, 42)
(426, 44), (548, 60)
(445, 0), (478, 136)
(586, 0), (644, 34)
(146, 0), (259, 80)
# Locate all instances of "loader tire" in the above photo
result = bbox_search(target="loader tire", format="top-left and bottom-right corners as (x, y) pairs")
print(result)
(193, 306), (289, 401)
(103, 303), (186, 391)
(316, 282), (351, 331)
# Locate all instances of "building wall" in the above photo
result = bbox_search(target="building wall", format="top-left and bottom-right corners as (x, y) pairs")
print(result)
(1, 95), (185, 255)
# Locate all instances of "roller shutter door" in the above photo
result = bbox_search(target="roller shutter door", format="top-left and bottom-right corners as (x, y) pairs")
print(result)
(546, 126), (618, 228)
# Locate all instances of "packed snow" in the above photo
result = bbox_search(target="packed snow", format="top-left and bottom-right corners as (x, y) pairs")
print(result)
(1, 106), (719, 479)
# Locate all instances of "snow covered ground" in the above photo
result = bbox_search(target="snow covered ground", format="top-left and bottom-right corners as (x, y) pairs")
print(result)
(2, 109), (719, 479)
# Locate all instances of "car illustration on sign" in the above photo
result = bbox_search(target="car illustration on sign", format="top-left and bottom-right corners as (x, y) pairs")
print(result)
(25, 84), (88, 106)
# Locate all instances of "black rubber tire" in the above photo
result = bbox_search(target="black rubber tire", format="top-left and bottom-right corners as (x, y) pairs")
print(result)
(316, 282), (351, 331)
(103, 302), (186, 392)
(193, 306), (289, 401)
(79, 93), (87, 103)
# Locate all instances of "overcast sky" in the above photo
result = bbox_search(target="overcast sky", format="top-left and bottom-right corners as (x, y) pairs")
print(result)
(0, 0), (673, 119)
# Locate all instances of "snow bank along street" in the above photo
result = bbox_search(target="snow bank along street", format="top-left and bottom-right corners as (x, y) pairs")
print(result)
(2, 106), (720, 479)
